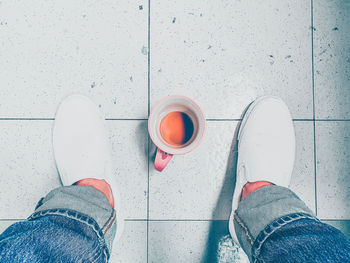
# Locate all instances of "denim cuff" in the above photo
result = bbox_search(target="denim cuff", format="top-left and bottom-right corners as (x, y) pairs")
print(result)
(233, 185), (315, 261)
(30, 185), (116, 253)
(251, 212), (320, 262)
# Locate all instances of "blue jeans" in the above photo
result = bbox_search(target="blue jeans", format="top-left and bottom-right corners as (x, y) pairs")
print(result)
(234, 185), (350, 262)
(0, 186), (116, 263)
(0, 185), (349, 262)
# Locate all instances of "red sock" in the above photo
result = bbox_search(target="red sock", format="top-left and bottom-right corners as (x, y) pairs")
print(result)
(240, 181), (273, 201)
(75, 178), (114, 208)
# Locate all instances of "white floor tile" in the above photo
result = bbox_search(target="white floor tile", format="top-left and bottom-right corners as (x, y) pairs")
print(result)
(0, 0), (148, 118)
(149, 121), (238, 220)
(0, 120), (148, 220)
(316, 121), (350, 219)
(149, 221), (249, 263)
(290, 122), (316, 213)
(149, 121), (314, 220)
(110, 221), (147, 263)
(108, 120), (149, 219)
(150, 0), (312, 119)
(0, 121), (60, 219)
(0, 0), (347, 259)
(314, 0), (350, 119)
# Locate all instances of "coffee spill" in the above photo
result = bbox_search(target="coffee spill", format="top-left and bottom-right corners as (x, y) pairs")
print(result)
(160, 112), (194, 146)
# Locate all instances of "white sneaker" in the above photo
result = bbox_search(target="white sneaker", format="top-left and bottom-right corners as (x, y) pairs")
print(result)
(228, 96), (295, 244)
(53, 94), (124, 244)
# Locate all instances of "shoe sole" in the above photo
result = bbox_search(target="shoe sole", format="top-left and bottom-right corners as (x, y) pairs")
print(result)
(228, 95), (284, 245)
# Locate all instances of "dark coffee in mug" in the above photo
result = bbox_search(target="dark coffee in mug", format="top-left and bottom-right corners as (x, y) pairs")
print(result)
(160, 111), (194, 146)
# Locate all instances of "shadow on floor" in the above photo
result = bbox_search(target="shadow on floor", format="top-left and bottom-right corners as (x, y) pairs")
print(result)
(201, 121), (241, 263)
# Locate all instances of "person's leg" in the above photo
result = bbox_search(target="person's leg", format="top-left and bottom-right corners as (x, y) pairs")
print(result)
(52, 94), (124, 244)
(229, 96), (350, 262)
(234, 185), (350, 262)
(0, 184), (116, 262)
(0, 95), (124, 262)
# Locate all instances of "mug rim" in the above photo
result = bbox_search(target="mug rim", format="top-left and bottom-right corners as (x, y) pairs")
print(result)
(148, 94), (206, 155)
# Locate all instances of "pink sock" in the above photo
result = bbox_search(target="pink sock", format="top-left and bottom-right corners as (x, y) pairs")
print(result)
(240, 181), (273, 201)
(75, 178), (114, 208)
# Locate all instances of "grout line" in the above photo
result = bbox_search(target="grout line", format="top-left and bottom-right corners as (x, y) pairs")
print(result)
(292, 119), (313, 121)
(2, 218), (348, 222)
(147, 0), (151, 261)
(0, 118), (55, 121)
(313, 119), (350, 122)
(206, 119), (350, 122)
(106, 118), (148, 121)
(147, 219), (229, 222)
(147, 0), (151, 117)
(1, 118), (350, 122)
(0, 118), (149, 121)
(0, 218), (237, 222)
(206, 119), (242, 121)
(311, 0), (318, 217)
(147, 136), (150, 262)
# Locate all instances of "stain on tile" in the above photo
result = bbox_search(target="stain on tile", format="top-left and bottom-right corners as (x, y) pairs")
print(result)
(314, 0), (350, 119)
(0, 0), (148, 119)
(316, 122), (350, 219)
(141, 46), (148, 55)
(149, 221), (249, 263)
(110, 221), (147, 262)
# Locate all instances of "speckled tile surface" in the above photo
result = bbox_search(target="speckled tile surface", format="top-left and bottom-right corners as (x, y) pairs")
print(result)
(0, 121), (60, 219)
(149, 121), (316, 220)
(150, 0), (312, 119)
(149, 121), (238, 220)
(0, 0), (349, 261)
(149, 221), (249, 263)
(108, 120), (149, 219)
(110, 221), (147, 263)
(0, 0), (148, 118)
(0, 120), (148, 219)
(314, 0), (350, 119)
(316, 121), (350, 219)
(290, 121), (316, 213)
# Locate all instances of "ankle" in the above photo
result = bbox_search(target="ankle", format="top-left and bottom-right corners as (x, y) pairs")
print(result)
(75, 178), (114, 208)
(240, 181), (273, 201)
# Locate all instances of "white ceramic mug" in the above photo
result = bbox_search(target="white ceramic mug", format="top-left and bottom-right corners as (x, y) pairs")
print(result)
(148, 95), (206, 171)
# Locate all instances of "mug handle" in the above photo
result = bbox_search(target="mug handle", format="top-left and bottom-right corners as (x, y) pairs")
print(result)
(154, 148), (173, 172)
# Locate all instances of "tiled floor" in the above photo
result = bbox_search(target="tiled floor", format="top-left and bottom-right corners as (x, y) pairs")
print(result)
(0, 0), (349, 262)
